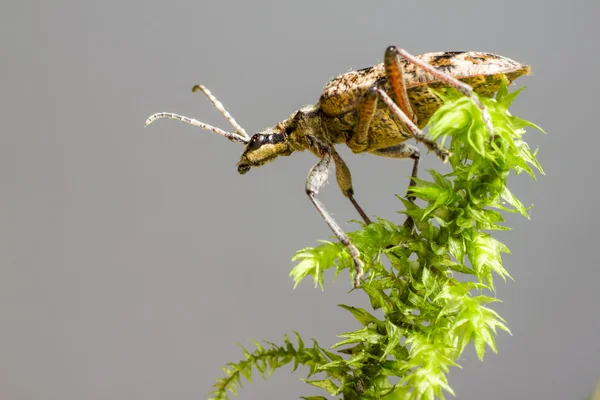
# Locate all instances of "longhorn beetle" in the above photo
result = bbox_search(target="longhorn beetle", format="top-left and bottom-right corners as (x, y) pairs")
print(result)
(145, 46), (531, 288)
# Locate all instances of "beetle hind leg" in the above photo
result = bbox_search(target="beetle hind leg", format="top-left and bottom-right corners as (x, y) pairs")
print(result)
(384, 46), (418, 126)
(387, 46), (494, 140)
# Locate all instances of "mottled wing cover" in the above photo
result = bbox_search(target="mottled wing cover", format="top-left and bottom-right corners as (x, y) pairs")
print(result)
(320, 51), (531, 128)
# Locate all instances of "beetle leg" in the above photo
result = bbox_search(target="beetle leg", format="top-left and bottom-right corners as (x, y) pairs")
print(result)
(372, 143), (420, 229)
(384, 46), (417, 125)
(330, 148), (371, 225)
(373, 144), (420, 198)
(373, 88), (451, 162)
(306, 150), (364, 288)
(346, 85), (428, 229)
(347, 87), (378, 154)
(145, 112), (249, 144)
(387, 46), (494, 140)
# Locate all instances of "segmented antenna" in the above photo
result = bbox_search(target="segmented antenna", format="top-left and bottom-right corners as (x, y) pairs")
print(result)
(192, 85), (250, 140)
(145, 113), (249, 144)
(145, 85), (250, 144)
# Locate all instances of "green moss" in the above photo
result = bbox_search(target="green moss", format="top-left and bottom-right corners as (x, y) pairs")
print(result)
(210, 79), (544, 400)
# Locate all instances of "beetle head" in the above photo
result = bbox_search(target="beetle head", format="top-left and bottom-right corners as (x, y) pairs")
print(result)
(237, 127), (293, 174)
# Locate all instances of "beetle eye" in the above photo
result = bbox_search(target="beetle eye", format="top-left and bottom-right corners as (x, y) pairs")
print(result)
(248, 134), (265, 150)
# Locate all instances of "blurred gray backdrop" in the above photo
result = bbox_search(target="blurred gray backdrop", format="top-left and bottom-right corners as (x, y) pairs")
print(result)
(2, 1), (599, 399)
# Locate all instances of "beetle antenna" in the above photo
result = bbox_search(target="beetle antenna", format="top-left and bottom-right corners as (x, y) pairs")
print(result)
(145, 112), (249, 144)
(192, 85), (250, 140)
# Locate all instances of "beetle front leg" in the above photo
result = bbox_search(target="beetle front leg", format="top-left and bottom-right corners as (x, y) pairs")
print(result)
(306, 151), (364, 288)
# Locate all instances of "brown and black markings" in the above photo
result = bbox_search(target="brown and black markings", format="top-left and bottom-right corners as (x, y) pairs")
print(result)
(146, 47), (531, 288)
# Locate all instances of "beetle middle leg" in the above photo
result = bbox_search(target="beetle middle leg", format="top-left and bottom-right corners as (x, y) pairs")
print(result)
(306, 150), (364, 288)
(372, 87), (451, 162)
(330, 148), (372, 225)
(346, 85), (424, 194)
(346, 45), (421, 150)
(346, 86), (425, 228)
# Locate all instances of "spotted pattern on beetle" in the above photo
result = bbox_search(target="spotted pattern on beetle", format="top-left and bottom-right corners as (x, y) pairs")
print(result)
(145, 47), (531, 288)
(320, 51), (530, 128)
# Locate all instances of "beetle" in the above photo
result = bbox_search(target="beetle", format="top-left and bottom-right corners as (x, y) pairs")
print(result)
(146, 46), (531, 287)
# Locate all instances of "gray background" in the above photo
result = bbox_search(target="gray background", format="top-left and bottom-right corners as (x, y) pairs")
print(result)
(2, 0), (599, 399)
